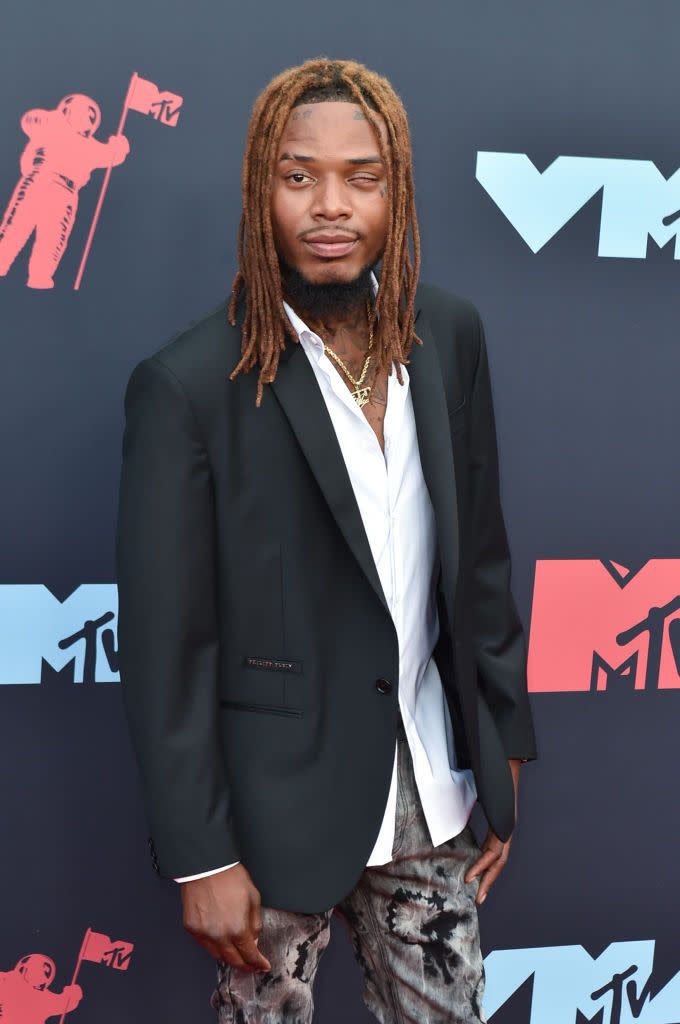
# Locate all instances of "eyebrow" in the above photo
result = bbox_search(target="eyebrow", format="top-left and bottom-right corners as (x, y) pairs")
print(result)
(278, 152), (385, 165)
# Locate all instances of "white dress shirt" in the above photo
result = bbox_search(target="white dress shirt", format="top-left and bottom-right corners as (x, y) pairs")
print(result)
(175, 272), (477, 883)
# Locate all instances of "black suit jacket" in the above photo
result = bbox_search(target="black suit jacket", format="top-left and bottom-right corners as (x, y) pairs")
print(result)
(115, 277), (537, 913)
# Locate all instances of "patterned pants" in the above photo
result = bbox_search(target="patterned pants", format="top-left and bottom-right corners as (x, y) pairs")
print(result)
(211, 716), (486, 1024)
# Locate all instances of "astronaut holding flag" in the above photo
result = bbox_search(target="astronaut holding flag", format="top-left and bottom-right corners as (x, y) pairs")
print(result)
(0, 929), (133, 1024)
(0, 71), (182, 290)
(0, 94), (130, 288)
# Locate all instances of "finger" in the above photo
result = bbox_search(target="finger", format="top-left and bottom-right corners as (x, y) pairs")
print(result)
(208, 937), (252, 971)
(185, 927), (243, 968)
(476, 855), (509, 905)
(465, 851), (499, 882)
(465, 848), (501, 883)
(221, 941), (265, 973)
(476, 869), (499, 905)
(233, 933), (272, 972)
(248, 896), (270, 966)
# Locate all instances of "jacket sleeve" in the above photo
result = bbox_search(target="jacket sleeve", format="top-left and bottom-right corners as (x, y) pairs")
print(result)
(115, 355), (242, 877)
(467, 311), (538, 763)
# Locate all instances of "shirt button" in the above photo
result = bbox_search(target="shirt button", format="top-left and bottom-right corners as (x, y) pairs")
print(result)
(375, 678), (392, 695)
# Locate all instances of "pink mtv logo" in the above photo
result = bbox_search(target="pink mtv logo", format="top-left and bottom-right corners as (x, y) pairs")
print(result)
(0, 71), (182, 291)
(528, 559), (680, 692)
(0, 928), (134, 1024)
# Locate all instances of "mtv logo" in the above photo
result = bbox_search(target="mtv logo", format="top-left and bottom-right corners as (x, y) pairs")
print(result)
(484, 939), (680, 1024)
(475, 152), (680, 259)
(527, 560), (680, 692)
(0, 584), (119, 684)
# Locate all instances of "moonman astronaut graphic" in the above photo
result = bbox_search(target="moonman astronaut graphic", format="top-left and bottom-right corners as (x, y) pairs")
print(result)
(0, 954), (83, 1022)
(0, 93), (129, 288)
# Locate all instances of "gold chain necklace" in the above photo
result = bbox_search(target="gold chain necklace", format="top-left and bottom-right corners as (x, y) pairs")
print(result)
(321, 301), (374, 408)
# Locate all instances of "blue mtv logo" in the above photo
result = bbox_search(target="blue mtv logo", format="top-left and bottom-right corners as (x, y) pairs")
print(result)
(476, 153), (680, 259)
(0, 584), (119, 684)
(485, 940), (680, 1024)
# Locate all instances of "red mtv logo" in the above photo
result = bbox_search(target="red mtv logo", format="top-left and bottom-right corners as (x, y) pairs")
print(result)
(0, 928), (134, 1024)
(528, 559), (680, 692)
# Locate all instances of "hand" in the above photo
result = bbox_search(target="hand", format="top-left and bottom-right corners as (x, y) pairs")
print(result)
(180, 863), (272, 973)
(107, 133), (130, 162)
(464, 757), (522, 905)
(464, 827), (512, 904)
(64, 984), (83, 1010)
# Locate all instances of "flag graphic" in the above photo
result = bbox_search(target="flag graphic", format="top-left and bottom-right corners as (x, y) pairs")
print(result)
(73, 70), (184, 289)
(56, 927), (135, 1024)
(80, 930), (134, 971)
(127, 74), (182, 126)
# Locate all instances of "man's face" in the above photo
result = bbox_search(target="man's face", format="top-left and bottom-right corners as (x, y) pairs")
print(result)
(271, 101), (390, 288)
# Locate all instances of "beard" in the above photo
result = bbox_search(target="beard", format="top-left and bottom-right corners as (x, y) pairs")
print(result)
(279, 254), (379, 322)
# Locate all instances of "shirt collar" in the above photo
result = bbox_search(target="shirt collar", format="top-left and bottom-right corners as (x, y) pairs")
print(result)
(282, 270), (379, 353)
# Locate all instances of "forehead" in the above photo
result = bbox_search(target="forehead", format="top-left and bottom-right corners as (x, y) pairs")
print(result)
(277, 101), (388, 156)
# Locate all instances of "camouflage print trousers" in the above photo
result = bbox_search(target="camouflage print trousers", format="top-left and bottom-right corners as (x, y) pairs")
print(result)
(211, 715), (487, 1024)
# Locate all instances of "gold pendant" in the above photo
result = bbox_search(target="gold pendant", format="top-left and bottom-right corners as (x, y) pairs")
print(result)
(352, 386), (371, 407)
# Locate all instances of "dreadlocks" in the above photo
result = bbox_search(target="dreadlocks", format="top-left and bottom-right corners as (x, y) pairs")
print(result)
(227, 57), (423, 407)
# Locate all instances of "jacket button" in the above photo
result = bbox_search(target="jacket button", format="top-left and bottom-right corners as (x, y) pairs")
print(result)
(375, 677), (392, 694)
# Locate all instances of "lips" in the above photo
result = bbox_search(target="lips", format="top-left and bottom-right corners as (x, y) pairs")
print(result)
(304, 237), (358, 258)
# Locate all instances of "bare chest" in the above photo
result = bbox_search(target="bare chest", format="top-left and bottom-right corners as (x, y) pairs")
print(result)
(360, 367), (390, 453)
(321, 334), (391, 454)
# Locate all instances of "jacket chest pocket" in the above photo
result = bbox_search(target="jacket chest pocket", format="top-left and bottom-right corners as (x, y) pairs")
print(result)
(221, 653), (304, 717)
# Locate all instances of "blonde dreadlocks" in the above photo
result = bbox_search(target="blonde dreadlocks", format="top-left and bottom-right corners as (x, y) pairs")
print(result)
(227, 57), (423, 407)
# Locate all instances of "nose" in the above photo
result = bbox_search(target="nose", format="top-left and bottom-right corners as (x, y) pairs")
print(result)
(310, 175), (353, 220)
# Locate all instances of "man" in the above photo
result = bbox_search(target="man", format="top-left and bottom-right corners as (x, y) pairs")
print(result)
(116, 57), (537, 1023)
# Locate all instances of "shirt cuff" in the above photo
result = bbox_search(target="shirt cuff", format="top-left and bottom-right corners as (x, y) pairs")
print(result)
(174, 860), (241, 883)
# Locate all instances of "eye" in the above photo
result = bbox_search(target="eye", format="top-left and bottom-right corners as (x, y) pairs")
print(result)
(284, 173), (379, 186)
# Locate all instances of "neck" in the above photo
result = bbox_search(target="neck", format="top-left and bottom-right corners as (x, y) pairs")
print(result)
(306, 302), (371, 338)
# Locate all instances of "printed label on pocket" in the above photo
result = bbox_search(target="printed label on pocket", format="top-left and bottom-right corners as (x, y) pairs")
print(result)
(243, 655), (303, 673)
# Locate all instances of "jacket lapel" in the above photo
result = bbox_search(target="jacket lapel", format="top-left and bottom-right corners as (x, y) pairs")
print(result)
(269, 323), (391, 618)
(267, 287), (460, 634)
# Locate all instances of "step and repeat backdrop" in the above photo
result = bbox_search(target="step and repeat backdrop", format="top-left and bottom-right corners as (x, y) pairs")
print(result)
(1, 2), (678, 1022)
